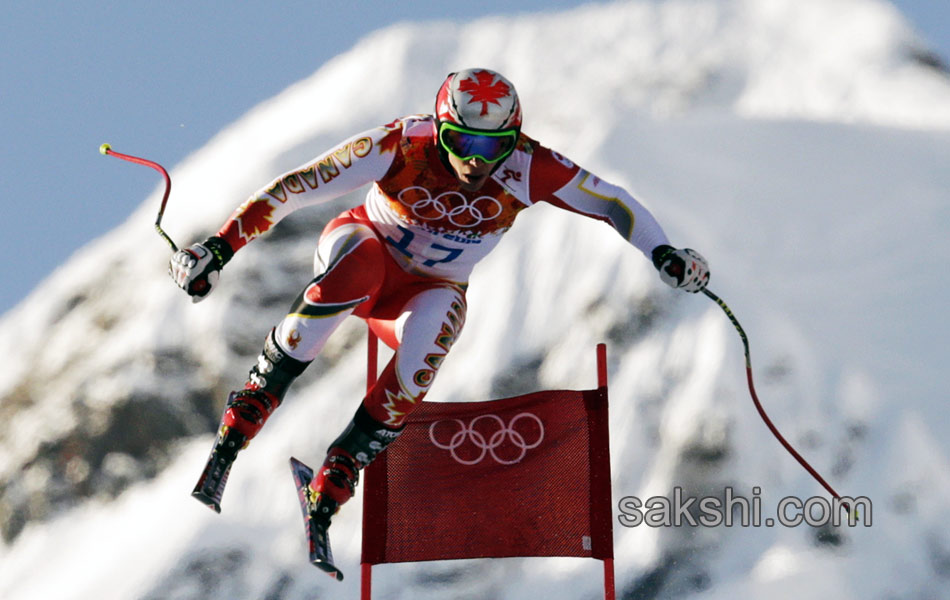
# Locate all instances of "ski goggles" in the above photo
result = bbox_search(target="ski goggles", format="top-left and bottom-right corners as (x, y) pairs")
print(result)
(438, 122), (518, 164)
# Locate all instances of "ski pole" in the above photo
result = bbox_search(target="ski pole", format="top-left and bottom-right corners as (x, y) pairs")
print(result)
(702, 288), (855, 516)
(99, 143), (178, 251)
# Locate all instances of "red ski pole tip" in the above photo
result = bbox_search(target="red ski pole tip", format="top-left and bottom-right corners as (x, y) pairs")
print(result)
(99, 143), (112, 155)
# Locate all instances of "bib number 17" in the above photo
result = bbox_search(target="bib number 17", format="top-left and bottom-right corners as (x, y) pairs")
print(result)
(385, 225), (463, 267)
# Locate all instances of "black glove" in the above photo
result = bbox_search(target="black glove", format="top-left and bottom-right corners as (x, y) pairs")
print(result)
(651, 244), (710, 293)
(168, 236), (234, 302)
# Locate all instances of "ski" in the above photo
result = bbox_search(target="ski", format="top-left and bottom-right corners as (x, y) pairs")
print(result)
(192, 427), (244, 512)
(192, 395), (249, 513)
(290, 457), (344, 581)
(191, 452), (230, 513)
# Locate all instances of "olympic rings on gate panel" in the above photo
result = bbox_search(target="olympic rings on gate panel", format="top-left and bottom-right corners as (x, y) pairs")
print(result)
(428, 413), (545, 465)
(397, 186), (504, 228)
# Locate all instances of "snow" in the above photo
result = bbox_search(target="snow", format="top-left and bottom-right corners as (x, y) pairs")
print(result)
(2, 0), (950, 598)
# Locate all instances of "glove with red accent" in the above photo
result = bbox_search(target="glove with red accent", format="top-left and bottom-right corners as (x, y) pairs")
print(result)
(168, 236), (233, 302)
(651, 245), (710, 293)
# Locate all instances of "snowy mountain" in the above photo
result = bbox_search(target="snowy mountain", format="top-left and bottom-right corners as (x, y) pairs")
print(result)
(2, 0), (950, 598)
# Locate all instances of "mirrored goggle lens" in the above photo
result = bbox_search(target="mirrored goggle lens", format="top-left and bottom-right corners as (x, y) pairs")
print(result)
(439, 126), (517, 162)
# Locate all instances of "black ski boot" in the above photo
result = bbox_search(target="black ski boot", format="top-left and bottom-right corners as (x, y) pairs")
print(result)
(192, 328), (310, 512)
(289, 404), (404, 580)
(290, 457), (344, 581)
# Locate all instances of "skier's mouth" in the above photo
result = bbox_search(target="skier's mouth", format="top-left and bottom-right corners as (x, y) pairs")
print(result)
(455, 167), (492, 190)
(458, 171), (484, 183)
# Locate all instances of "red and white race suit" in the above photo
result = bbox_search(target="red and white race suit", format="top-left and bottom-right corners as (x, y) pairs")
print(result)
(216, 115), (669, 426)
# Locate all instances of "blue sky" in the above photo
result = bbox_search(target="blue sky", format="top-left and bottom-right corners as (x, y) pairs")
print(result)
(2, 0), (947, 315)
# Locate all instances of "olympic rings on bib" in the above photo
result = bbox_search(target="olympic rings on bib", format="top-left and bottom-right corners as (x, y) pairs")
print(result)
(428, 413), (545, 465)
(397, 186), (504, 228)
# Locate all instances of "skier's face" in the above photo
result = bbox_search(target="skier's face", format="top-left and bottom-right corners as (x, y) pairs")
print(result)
(437, 121), (516, 191)
(447, 152), (494, 191)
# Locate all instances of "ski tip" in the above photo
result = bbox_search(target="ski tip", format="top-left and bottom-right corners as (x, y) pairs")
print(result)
(312, 561), (344, 581)
(289, 456), (312, 471)
(191, 489), (222, 514)
(99, 143), (112, 155)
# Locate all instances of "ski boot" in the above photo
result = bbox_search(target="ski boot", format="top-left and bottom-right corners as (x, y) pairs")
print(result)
(192, 328), (310, 512)
(192, 388), (275, 512)
(290, 404), (404, 580)
(290, 457), (347, 581)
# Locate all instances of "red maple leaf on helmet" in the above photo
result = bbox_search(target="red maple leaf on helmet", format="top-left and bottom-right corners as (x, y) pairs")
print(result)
(236, 197), (276, 242)
(458, 71), (511, 116)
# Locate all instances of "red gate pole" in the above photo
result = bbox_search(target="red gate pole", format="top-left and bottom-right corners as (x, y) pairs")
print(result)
(596, 343), (616, 600)
(361, 326), (379, 600)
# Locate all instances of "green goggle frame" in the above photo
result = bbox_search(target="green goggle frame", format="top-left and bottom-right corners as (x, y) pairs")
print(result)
(438, 121), (519, 164)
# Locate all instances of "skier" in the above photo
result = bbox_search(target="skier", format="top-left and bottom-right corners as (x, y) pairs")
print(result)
(169, 68), (709, 577)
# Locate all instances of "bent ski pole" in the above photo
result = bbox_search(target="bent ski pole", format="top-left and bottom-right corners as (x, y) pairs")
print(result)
(99, 143), (178, 251)
(702, 287), (854, 515)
